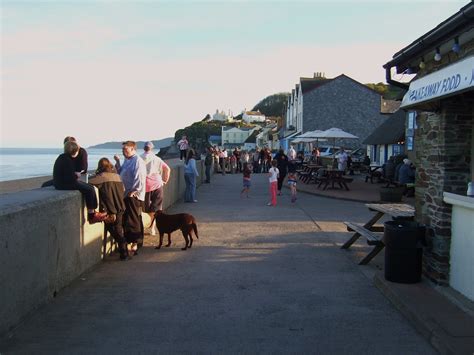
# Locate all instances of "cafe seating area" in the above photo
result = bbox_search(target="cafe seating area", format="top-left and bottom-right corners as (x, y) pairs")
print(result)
(293, 164), (416, 204)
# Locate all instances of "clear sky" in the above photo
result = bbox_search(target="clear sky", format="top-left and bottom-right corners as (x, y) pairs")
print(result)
(1, 0), (469, 148)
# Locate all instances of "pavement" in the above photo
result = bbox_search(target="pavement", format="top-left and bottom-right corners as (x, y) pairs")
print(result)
(294, 172), (474, 354)
(0, 172), (472, 354)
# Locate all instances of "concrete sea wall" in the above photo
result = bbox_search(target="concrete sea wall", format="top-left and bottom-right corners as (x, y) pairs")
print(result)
(0, 160), (205, 335)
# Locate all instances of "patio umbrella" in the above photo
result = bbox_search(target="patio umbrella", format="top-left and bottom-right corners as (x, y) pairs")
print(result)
(293, 130), (326, 149)
(313, 128), (359, 155)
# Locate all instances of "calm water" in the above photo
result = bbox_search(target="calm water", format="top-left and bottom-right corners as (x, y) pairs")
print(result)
(0, 148), (124, 182)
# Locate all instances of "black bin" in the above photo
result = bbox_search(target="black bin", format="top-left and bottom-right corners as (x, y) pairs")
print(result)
(384, 220), (425, 283)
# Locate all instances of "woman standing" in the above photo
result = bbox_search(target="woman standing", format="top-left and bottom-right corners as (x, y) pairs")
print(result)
(184, 149), (199, 202)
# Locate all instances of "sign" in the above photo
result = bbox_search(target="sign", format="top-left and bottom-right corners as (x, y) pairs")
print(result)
(401, 56), (474, 108)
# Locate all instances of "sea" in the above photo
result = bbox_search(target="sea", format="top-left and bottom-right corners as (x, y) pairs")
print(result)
(0, 148), (127, 182)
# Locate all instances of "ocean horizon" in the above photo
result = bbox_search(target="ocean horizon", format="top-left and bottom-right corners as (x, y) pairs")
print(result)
(0, 148), (136, 182)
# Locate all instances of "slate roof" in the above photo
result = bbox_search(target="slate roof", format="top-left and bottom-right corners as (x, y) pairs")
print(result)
(381, 99), (402, 114)
(245, 130), (259, 143)
(300, 77), (333, 94)
(363, 110), (406, 145)
(222, 126), (253, 132)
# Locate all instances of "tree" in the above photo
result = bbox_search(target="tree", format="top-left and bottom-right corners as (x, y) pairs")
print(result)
(365, 82), (406, 100)
(175, 120), (222, 153)
(251, 92), (290, 117)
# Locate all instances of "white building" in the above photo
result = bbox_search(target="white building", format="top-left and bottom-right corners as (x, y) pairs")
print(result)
(221, 126), (256, 147)
(212, 109), (233, 122)
(242, 110), (265, 123)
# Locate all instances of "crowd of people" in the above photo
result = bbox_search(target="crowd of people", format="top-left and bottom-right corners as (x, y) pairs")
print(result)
(52, 134), (416, 261)
(53, 137), (170, 261)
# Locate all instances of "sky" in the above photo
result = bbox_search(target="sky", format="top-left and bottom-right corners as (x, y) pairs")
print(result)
(0, 0), (469, 148)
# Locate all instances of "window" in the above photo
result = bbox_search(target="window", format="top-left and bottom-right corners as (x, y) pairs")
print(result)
(406, 111), (417, 151)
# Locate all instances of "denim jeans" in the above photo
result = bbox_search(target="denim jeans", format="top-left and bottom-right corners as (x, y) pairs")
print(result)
(184, 173), (196, 202)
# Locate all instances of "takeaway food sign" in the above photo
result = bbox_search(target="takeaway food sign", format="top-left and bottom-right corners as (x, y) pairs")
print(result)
(401, 55), (474, 108)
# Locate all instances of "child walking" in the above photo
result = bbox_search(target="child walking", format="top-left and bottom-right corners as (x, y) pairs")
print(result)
(287, 161), (297, 203)
(287, 171), (297, 203)
(240, 162), (252, 198)
(267, 160), (279, 206)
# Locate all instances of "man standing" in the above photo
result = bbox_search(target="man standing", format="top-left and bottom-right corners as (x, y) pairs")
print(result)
(288, 145), (296, 161)
(336, 148), (348, 172)
(204, 146), (213, 183)
(177, 135), (189, 161)
(141, 141), (171, 235)
(114, 141), (147, 254)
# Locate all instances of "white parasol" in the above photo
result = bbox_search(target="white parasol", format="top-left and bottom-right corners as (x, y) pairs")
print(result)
(313, 128), (359, 155)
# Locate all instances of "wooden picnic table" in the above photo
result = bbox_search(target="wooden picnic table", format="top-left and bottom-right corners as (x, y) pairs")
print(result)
(365, 165), (383, 183)
(340, 203), (415, 264)
(297, 165), (323, 183)
(317, 169), (352, 190)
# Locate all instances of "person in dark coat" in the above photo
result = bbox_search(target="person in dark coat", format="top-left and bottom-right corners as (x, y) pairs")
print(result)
(89, 158), (130, 260)
(53, 141), (107, 224)
(274, 149), (289, 195)
(398, 158), (415, 184)
(63, 136), (88, 175)
(383, 156), (396, 181)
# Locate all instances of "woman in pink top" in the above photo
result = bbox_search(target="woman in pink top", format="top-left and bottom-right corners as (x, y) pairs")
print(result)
(267, 160), (279, 206)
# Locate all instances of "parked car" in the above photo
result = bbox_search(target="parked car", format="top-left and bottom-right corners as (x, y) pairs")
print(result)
(319, 146), (339, 157)
(349, 148), (366, 163)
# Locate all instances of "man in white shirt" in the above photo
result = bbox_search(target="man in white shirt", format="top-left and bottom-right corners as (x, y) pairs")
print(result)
(337, 148), (348, 172)
(288, 145), (297, 160)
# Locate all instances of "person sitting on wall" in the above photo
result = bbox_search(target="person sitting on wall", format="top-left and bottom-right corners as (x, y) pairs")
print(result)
(53, 141), (107, 224)
(63, 136), (88, 176)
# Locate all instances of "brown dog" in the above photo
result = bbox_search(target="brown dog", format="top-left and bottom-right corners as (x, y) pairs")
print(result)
(150, 210), (199, 250)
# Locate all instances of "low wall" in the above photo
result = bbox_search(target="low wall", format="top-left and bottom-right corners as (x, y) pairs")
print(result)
(0, 159), (204, 335)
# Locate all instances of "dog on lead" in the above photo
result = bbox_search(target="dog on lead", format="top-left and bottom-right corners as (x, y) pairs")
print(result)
(149, 210), (199, 250)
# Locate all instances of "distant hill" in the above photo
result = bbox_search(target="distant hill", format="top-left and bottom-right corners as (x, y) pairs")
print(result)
(88, 137), (174, 149)
(252, 92), (290, 117)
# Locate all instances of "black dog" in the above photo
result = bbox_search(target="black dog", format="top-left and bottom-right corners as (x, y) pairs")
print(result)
(150, 211), (199, 250)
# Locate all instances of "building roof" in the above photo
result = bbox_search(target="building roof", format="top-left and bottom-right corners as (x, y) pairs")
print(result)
(222, 126), (253, 132)
(363, 110), (405, 145)
(300, 77), (333, 94)
(245, 131), (259, 143)
(384, 3), (474, 73)
(244, 111), (264, 116)
(381, 99), (402, 114)
(300, 74), (381, 96)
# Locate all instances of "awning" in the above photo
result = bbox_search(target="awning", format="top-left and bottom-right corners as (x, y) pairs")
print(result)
(401, 55), (474, 109)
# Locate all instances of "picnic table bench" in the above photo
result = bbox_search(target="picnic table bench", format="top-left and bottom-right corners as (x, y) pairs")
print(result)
(298, 164), (322, 183)
(317, 169), (353, 190)
(340, 203), (415, 264)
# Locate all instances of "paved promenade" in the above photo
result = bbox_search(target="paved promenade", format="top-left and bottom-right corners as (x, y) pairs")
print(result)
(1, 173), (435, 354)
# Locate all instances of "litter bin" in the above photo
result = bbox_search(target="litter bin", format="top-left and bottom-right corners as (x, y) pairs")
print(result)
(384, 220), (425, 283)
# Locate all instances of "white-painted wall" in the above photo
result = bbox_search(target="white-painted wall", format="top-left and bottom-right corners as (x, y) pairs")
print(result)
(443, 192), (474, 301)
